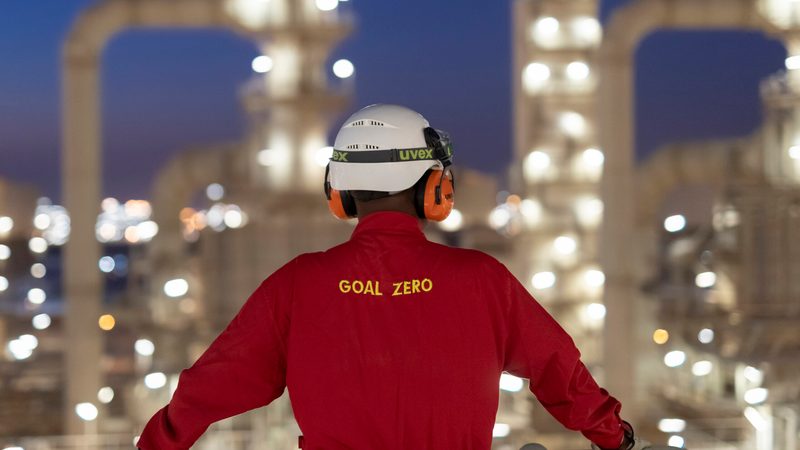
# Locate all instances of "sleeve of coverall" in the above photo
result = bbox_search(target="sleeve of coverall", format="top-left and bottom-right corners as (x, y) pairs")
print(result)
(136, 259), (296, 450)
(499, 263), (625, 450)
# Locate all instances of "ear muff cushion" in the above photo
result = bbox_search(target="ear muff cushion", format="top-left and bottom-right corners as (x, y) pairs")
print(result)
(415, 169), (454, 222)
(328, 188), (357, 220)
(340, 191), (357, 218)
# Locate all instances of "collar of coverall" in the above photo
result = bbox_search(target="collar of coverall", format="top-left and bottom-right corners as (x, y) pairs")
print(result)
(350, 211), (425, 241)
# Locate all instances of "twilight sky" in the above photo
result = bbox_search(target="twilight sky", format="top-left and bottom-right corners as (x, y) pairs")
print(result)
(0, 0), (787, 201)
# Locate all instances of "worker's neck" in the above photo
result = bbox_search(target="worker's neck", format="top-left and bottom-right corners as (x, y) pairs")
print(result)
(355, 192), (418, 219)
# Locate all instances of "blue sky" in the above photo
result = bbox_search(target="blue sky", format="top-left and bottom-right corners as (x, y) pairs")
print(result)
(0, 0), (787, 200)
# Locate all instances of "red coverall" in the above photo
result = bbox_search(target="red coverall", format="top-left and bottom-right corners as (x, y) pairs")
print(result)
(138, 211), (625, 449)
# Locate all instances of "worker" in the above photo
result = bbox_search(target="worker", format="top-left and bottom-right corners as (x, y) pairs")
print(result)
(137, 104), (638, 450)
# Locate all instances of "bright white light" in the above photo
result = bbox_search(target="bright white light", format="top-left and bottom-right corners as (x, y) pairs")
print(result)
(664, 214), (686, 232)
(98, 256), (115, 273)
(586, 303), (606, 320)
(488, 206), (512, 230)
(523, 62), (551, 92)
(315, 0), (338, 11)
(224, 208), (245, 229)
(0, 276), (7, 292)
(664, 350), (686, 368)
(332, 59), (355, 79)
(96, 222), (119, 243)
(523, 150), (551, 179)
(27, 288), (46, 305)
(137, 221), (159, 241)
(744, 387), (768, 405)
(98, 386), (114, 404)
(519, 199), (543, 227)
(438, 209), (464, 232)
(492, 422), (511, 438)
(29, 237), (48, 254)
(206, 183), (225, 201)
(258, 148), (280, 166)
(576, 197), (603, 228)
(7, 339), (33, 360)
(573, 16), (602, 45)
(0, 216), (13, 235)
(135, 338), (155, 356)
(534, 16), (560, 40)
(19, 334), (38, 350)
(559, 111), (586, 137)
(144, 372), (167, 389)
(163, 278), (189, 298)
(75, 402), (98, 421)
(658, 418), (687, 433)
(790, 145), (800, 160)
(584, 269), (605, 288)
(582, 148), (604, 167)
(2, 446), (24, 450)
(744, 366), (763, 385)
(786, 55), (800, 70)
(31, 263), (46, 278)
(251, 55), (273, 73)
(531, 271), (556, 289)
(566, 61), (590, 80)
(698, 328), (714, 344)
(695, 271), (717, 288)
(553, 236), (577, 255)
(744, 406), (768, 431)
(499, 373), (524, 392)
(101, 197), (119, 213)
(32, 313), (51, 330)
(316, 146), (334, 167)
(668, 435), (685, 448)
(34, 213), (52, 230)
(692, 360), (713, 376)
(0, 244), (9, 260)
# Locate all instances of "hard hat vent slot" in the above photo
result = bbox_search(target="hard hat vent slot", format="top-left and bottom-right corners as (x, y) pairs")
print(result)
(350, 120), (366, 127)
(346, 144), (359, 149)
(369, 121), (385, 126)
(365, 144), (379, 149)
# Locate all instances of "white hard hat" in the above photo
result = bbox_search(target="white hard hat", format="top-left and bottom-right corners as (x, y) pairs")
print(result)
(329, 104), (442, 192)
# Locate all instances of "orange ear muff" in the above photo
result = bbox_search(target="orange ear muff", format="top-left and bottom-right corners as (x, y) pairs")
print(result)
(422, 169), (454, 222)
(324, 164), (357, 220)
(327, 188), (350, 220)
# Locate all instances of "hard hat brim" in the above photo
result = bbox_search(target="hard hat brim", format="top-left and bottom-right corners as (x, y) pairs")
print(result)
(329, 160), (439, 192)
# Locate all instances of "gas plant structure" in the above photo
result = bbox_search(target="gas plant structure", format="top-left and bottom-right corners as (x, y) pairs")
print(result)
(503, 0), (800, 449)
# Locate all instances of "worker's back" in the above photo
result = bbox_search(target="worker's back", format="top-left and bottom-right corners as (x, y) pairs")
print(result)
(287, 211), (504, 449)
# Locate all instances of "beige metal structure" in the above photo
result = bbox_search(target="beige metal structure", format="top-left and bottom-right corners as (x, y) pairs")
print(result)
(61, 0), (351, 434)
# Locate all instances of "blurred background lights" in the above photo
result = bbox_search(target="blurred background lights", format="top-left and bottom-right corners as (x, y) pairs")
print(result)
(18, 334), (38, 350)
(664, 214), (686, 232)
(0, 216), (13, 236)
(34, 203), (70, 245)
(34, 212), (51, 230)
(28, 237), (48, 254)
(499, 373), (524, 392)
(744, 366), (763, 385)
(664, 350), (686, 367)
(316, 146), (334, 167)
(223, 206), (246, 229)
(251, 55), (273, 73)
(745, 406), (768, 431)
(438, 209), (463, 232)
(744, 387), (768, 405)
(30, 263), (46, 278)
(532, 16), (559, 44)
(492, 423), (511, 438)
(573, 16), (601, 44)
(98, 256), (115, 273)
(786, 55), (800, 70)
(553, 236), (577, 254)
(586, 303), (606, 320)
(531, 271), (556, 289)
(584, 269), (605, 287)
(258, 148), (280, 166)
(523, 62), (551, 92)
(164, 278), (189, 298)
(32, 313), (51, 330)
(658, 418), (687, 433)
(144, 372), (167, 389)
(332, 59), (354, 79)
(698, 328), (714, 344)
(0, 244), (9, 260)
(488, 205), (512, 230)
(668, 435), (685, 448)
(695, 271), (717, 288)
(582, 148), (604, 167)
(2, 446), (24, 450)
(98, 314), (115, 331)
(27, 288), (46, 305)
(566, 61), (590, 80)
(135, 338), (155, 357)
(74, 402), (98, 421)
(7, 336), (36, 360)
(559, 111), (586, 137)
(206, 183), (225, 201)
(0, 276), (8, 292)
(96, 199), (156, 244)
(789, 145), (800, 160)
(519, 198), (542, 226)
(97, 386), (114, 404)
(692, 360), (713, 376)
(575, 197), (603, 228)
(315, 0), (338, 11)
(523, 149), (551, 179)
